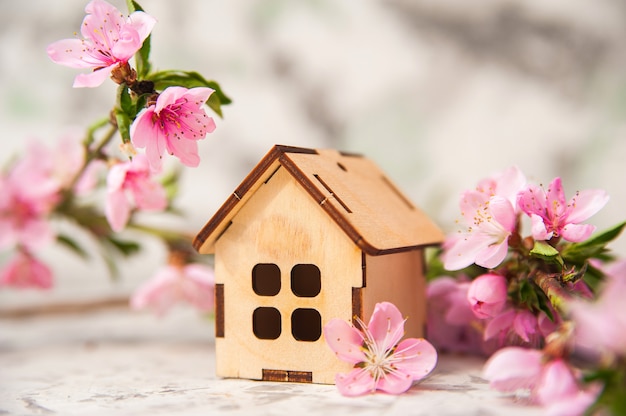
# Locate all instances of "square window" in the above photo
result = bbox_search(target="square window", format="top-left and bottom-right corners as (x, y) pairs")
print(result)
(252, 263), (281, 296)
(291, 264), (321, 297)
(253, 307), (281, 340)
(291, 308), (322, 342)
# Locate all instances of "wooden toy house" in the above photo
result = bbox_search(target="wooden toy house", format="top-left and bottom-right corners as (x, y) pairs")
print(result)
(193, 145), (444, 384)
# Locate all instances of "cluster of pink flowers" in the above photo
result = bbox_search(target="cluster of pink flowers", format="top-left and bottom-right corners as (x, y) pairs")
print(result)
(1, 0), (225, 316)
(428, 165), (624, 415)
(0, 136), (88, 289)
(441, 166), (608, 270)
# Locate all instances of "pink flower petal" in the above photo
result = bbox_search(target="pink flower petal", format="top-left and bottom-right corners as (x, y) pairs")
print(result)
(474, 239), (509, 269)
(482, 347), (543, 392)
(73, 66), (114, 88)
(323, 319), (367, 364)
(535, 359), (579, 405)
(513, 310), (537, 342)
(126, 10), (158, 41)
(179, 264), (215, 312)
(376, 370), (414, 395)
(488, 196), (516, 232)
(530, 213), (552, 240)
(335, 368), (376, 396)
(545, 177), (567, 216)
(367, 302), (406, 352)
(131, 267), (178, 316)
(111, 27), (142, 61)
(393, 338), (438, 380)
(46, 39), (95, 68)
(105, 189), (131, 232)
(560, 223), (595, 243)
(165, 134), (201, 167)
(565, 189), (609, 224)
(442, 233), (490, 270)
(0, 251), (53, 290)
(484, 308), (516, 341)
(467, 274), (508, 319)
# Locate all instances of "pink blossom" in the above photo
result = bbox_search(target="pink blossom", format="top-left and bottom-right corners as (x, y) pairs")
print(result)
(426, 277), (494, 356)
(442, 167), (527, 271)
(131, 263), (215, 316)
(324, 302), (437, 396)
(483, 347), (599, 416)
(467, 273), (508, 319)
(105, 154), (167, 232)
(484, 308), (556, 349)
(0, 142), (64, 250)
(517, 177), (609, 242)
(569, 260), (626, 358)
(475, 166), (527, 209)
(442, 193), (517, 270)
(0, 250), (53, 290)
(47, 0), (156, 88)
(130, 87), (216, 170)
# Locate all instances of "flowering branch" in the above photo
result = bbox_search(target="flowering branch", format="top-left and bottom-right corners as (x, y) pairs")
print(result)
(428, 166), (625, 415)
(1, 0), (228, 315)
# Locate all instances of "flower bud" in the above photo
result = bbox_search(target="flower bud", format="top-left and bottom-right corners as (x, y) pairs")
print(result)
(467, 273), (508, 319)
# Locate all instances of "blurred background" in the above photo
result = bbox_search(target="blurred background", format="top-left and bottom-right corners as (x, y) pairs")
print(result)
(1, 0), (625, 310)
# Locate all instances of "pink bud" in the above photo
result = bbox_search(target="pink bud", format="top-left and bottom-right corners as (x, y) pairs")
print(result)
(467, 273), (508, 319)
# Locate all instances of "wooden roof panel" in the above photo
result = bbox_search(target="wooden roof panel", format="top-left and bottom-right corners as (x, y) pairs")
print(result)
(193, 145), (444, 255)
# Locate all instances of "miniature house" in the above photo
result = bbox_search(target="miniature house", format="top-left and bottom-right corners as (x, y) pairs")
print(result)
(193, 145), (443, 384)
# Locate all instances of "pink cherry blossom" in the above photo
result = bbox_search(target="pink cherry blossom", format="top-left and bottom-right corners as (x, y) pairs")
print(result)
(105, 154), (167, 232)
(517, 177), (609, 242)
(426, 277), (495, 356)
(130, 87), (216, 170)
(475, 165), (527, 209)
(0, 250), (53, 290)
(131, 263), (215, 316)
(467, 273), (508, 319)
(484, 308), (556, 349)
(442, 167), (527, 271)
(0, 142), (65, 251)
(483, 347), (599, 416)
(324, 302), (437, 396)
(442, 194), (517, 270)
(47, 0), (156, 88)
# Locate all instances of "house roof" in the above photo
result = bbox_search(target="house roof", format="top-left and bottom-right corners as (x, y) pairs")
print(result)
(193, 145), (444, 256)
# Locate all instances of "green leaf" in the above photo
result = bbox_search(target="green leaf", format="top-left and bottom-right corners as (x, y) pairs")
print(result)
(114, 108), (132, 144)
(562, 221), (626, 263)
(135, 34), (151, 78)
(115, 85), (134, 143)
(530, 240), (564, 266)
(106, 237), (141, 257)
(147, 70), (232, 117)
(57, 234), (89, 260)
(118, 85), (134, 117)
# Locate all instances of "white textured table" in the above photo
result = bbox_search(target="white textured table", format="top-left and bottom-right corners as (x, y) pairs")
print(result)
(0, 307), (541, 415)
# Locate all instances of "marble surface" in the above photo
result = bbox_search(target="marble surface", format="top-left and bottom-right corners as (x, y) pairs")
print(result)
(0, 307), (542, 416)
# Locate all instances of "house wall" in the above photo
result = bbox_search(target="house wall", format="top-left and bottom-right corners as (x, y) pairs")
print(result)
(362, 250), (426, 339)
(214, 167), (363, 384)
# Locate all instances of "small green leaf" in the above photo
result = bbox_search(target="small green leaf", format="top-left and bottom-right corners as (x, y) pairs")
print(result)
(562, 221), (626, 263)
(531, 240), (560, 257)
(118, 85), (134, 117)
(147, 70), (232, 117)
(107, 237), (141, 257)
(57, 234), (89, 260)
(530, 241), (564, 266)
(114, 108), (132, 144)
(135, 35), (151, 78)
